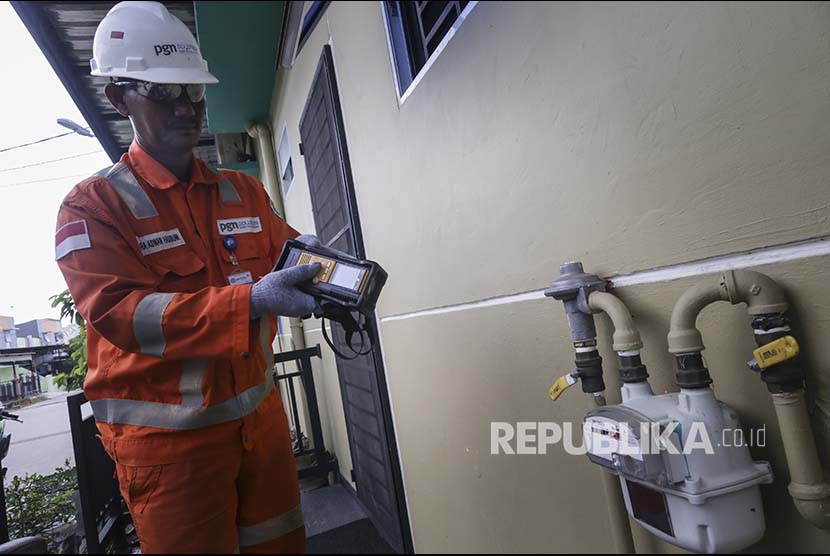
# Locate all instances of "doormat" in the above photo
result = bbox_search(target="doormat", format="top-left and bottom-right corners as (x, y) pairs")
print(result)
(307, 518), (396, 554)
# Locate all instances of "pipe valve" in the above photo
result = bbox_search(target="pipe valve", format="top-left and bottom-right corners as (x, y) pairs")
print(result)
(549, 369), (580, 401)
(747, 335), (800, 372)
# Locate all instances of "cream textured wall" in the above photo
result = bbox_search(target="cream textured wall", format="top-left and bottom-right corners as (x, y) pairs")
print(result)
(380, 256), (830, 553)
(268, 1), (830, 552)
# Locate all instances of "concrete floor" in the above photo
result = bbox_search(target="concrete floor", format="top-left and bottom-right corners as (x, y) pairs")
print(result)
(302, 482), (368, 537)
(2, 392), (86, 480)
(303, 483), (396, 554)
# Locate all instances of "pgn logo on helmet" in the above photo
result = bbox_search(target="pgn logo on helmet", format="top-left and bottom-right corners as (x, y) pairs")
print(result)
(153, 43), (199, 56)
(217, 217), (262, 235)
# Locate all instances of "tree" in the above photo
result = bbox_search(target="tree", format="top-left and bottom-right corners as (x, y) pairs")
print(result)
(49, 289), (87, 391)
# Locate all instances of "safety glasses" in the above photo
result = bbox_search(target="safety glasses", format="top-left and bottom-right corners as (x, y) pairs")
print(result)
(113, 81), (207, 104)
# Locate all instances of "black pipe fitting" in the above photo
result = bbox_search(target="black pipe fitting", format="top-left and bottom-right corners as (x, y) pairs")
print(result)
(575, 350), (605, 394)
(619, 353), (649, 384)
(751, 314), (805, 393)
(674, 352), (713, 389)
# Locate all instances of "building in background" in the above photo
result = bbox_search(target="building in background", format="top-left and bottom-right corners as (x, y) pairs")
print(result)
(0, 316), (17, 350)
(0, 317), (69, 401)
(16, 318), (66, 347)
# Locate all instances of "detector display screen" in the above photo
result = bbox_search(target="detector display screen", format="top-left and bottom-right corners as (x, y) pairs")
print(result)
(274, 238), (387, 317)
(329, 263), (365, 291)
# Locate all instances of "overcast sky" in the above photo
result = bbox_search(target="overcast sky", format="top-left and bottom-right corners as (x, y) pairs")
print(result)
(0, 2), (113, 324)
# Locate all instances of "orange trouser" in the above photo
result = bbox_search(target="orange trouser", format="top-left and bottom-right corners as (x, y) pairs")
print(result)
(113, 417), (305, 554)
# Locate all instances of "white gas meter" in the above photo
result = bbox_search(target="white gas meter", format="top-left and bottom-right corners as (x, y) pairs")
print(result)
(584, 387), (773, 553)
(546, 262), (778, 553)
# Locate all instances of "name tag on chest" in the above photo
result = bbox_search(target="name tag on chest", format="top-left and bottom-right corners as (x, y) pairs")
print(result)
(137, 228), (186, 255)
(217, 217), (262, 235)
(228, 271), (254, 285)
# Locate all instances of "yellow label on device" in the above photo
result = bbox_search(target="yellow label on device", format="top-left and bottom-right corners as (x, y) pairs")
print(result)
(753, 336), (799, 369)
(298, 252), (335, 283)
(549, 373), (577, 401)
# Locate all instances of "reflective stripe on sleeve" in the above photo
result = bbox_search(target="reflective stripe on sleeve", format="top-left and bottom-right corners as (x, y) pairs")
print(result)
(238, 505), (304, 547)
(133, 292), (175, 357)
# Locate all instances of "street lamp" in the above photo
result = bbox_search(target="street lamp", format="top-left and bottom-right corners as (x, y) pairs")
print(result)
(56, 118), (94, 138)
(0, 119), (95, 154)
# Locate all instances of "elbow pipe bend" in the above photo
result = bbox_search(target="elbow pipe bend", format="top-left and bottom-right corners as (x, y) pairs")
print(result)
(586, 291), (643, 352)
(245, 121), (268, 139)
(667, 280), (725, 354)
(667, 270), (789, 354)
(721, 269), (789, 316)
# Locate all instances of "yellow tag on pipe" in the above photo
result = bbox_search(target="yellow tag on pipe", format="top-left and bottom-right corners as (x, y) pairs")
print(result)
(752, 336), (799, 369)
(549, 372), (578, 401)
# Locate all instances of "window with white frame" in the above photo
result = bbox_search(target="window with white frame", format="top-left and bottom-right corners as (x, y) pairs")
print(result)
(383, 1), (476, 99)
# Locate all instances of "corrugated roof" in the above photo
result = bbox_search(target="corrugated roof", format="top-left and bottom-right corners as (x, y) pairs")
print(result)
(13, 1), (217, 163)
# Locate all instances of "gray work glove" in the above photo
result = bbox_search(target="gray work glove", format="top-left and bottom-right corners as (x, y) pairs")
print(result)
(295, 234), (351, 258)
(250, 263), (321, 319)
(295, 234), (322, 248)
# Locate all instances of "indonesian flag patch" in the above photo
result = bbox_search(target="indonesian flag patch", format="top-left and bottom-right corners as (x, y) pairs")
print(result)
(55, 220), (91, 260)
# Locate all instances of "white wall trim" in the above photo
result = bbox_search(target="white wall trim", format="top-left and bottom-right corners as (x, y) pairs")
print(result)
(380, 236), (830, 324)
(383, 289), (545, 323)
(607, 236), (830, 288)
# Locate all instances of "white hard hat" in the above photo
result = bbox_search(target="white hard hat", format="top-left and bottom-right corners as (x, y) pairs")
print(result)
(90, 1), (218, 84)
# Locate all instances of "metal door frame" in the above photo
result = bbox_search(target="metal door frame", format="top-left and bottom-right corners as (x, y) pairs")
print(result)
(301, 44), (414, 554)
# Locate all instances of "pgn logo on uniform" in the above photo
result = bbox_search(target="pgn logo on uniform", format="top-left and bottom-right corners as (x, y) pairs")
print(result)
(153, 43), (198, 56)
(217, 217), (262, 235)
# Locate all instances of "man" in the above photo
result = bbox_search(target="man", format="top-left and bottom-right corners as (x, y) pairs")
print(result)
(55, 2), (320, 553)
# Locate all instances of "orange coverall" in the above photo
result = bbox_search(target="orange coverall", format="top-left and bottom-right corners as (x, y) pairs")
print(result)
(55, 141), (305, 553)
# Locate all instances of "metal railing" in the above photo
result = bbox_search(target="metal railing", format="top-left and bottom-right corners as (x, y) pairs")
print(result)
(0, 374), (41, 404)
(273, 345), (339, 481)
(67, 391), (130, 554)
